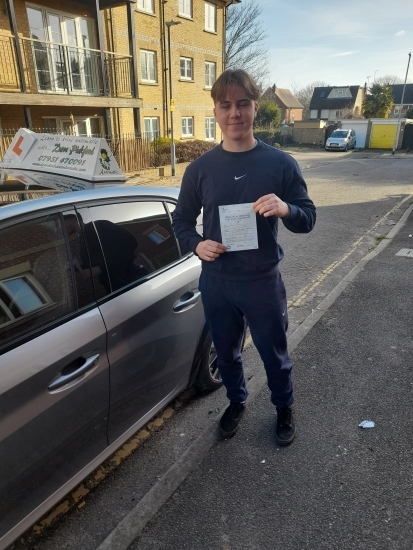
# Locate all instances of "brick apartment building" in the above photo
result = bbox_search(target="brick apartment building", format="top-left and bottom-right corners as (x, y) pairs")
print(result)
(0, 0), (236, 143)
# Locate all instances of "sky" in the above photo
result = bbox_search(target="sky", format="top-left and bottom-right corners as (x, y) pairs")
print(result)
(257, 0), (413, 90)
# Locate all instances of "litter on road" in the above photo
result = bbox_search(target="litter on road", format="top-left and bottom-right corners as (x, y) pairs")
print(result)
(358, 420), (375, 428)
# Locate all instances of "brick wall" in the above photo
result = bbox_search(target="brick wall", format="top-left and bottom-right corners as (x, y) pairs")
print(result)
(292, 127), (326, 146)
(110, 0), (225, 140)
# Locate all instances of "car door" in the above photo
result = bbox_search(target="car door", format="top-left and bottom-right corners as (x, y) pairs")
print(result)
(77, 199), (204, 444)
(0, 209), (109, 545)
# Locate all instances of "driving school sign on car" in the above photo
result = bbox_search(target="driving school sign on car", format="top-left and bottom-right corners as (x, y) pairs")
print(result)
(0, 128), (126, 182)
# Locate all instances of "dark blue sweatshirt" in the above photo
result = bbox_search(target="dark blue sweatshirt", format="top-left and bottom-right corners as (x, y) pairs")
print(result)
(173, 139), (316, 280)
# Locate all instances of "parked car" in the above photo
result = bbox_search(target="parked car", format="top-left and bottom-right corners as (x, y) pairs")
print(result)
(0, 170), (221, 549)
(325, 128), (356, 151)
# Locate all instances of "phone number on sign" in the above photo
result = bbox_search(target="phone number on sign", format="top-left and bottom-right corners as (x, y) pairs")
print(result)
(37, 156), (87, 166)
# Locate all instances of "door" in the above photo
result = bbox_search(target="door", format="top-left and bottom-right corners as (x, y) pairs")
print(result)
(0, 211), (109, 542)
(370, 124), (397, 148)
(46, 13), (66, 91)
(78, 200), (204, 444)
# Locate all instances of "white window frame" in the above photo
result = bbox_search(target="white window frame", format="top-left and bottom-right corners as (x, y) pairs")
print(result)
(205, 61), (216, 88)
(42, 116), (104, 136)
(204, 2), (216, 32)
(137, 0), (154, 14)
(26, 4), (97, 95)
(180, 57), (193, 80)
(178, 0), (192, 18)
(144, 117), (160, 141)
(205, 116), (215, 140)
(181, 117), (194, 137)
(320, 109), (329, 119)
(140, 50), (157, 83)
(309, 109), (318, 119)
(334, 88), (345, 97)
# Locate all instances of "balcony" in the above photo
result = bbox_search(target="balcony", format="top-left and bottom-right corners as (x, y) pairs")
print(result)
(0, 35), (138, 105)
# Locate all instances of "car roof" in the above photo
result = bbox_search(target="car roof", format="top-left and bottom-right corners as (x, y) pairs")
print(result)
(0, 180), (180, 222)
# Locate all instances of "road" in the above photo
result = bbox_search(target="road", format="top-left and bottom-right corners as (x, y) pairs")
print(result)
(11, 151), (413, 550)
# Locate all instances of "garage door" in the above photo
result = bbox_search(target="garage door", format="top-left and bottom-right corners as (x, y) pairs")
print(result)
(341, 123), (368, 148)
(370, 124), (397, 148)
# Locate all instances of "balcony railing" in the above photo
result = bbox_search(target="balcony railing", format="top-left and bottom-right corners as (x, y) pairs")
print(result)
(0, 35), (133, 98)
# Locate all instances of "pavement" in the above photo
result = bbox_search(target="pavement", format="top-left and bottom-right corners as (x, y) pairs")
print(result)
(89, 159), (413, 549)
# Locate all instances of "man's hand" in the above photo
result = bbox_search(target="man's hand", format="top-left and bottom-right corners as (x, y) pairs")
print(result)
(253, 194), (290, 218)
(195, 240), (226, 261)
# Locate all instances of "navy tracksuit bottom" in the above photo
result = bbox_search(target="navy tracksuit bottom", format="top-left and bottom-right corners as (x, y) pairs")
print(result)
(199, 267), (293, 408)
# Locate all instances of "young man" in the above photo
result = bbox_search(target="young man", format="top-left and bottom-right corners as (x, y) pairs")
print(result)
(172, 69), (316, 446)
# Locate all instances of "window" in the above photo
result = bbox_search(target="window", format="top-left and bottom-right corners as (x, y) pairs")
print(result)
(205, 117), (215, 140)
(140, 50), (157, 83)
(333, 88), (345, 97)
(144, 117), (160, 141)
(205, 2), (216, 32)
(179, 0), (192, 18)
(181, 117), (194, 137)
(26, 6), (97, 94)
(137, 0), (154, 13)
(319, 90), (326, 98)
(0, 214), (78, 348)
(320, 109), (329, 119)
(205, 61), (216, 88)
(180, 57), (193, 80)
(83, 202), (180, 293)
(310, 109), (318, 119)
(43, 116), (103, 136)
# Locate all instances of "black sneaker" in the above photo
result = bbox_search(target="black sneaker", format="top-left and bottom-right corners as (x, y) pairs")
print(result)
(275, 406), (295, 446)
(220, 402), (246, 438)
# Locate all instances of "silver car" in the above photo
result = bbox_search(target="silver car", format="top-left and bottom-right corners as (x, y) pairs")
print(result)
(0, 174), (220, 549)
(325, 128), (356, 151)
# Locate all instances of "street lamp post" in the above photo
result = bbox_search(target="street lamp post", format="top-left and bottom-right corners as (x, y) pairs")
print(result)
(165, 20), (181, 176)
(392, 52), (411, 155)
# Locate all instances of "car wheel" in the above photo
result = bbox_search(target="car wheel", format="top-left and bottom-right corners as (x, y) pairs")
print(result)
(194, 322), (247, 392)
(194, 331), (222, 391)
(344, 144), (348, 151)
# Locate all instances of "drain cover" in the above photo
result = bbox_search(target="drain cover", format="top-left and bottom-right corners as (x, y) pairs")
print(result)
(396, 248), (413, 258)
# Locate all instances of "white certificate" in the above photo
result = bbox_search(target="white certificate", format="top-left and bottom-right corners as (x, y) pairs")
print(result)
(218, 203), (259, 252)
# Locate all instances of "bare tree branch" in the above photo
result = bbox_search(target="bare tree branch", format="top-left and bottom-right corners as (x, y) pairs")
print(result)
(290, 80), (330, 120)
(225, 0), (269, 84)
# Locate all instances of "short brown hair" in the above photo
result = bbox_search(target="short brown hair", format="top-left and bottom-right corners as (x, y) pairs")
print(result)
(211, 69), (260, 104)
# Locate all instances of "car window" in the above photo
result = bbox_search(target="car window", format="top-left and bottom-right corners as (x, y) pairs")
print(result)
(83, 201), (181, 295)
(0, 213), (77, 348)
(165, 201), (191, 256)
(62, 211), (100, 308)
(331, 131), (347, 138)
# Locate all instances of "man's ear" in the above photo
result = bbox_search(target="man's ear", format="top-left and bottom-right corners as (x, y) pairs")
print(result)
(254, 101), (258, 117)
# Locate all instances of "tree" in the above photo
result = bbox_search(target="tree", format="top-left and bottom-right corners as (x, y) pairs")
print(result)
(290, 80), (329, 120)
(362, 84), (394, 118)
(255, 101), (281, 129)
(374, 75), (405, 86)
(225, 0), (269, 84)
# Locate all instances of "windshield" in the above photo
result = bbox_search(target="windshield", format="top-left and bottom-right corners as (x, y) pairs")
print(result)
(330, 131), (348, 138)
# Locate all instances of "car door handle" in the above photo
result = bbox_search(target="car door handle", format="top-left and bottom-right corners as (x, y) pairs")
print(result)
(48, 354), (100, 392)
(173, 291), (201, 312)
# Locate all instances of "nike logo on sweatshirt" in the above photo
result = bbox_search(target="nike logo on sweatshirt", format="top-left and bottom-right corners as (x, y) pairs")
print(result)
(234, 174), (247, 180)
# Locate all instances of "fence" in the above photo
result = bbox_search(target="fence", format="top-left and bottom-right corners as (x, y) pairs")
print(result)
(0, 129), (161, 173)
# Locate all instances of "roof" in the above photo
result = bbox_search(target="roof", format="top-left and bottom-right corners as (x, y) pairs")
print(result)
(273, 88), (303, 109)
(390, 84), (413, 105)
(309, 86), (362, 110)
(0, 180), (179, 221)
